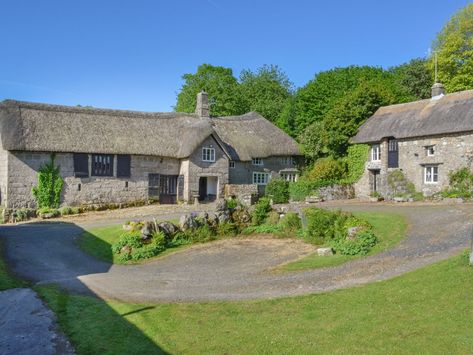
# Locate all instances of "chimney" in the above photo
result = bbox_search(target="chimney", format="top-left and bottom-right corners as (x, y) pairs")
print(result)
(431, 82), (445, 98)
(195, 90), (210, 118)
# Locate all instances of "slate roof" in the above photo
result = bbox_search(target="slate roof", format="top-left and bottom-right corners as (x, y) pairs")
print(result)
(351, 89), (473, 143)
(0, 100), (301, 160)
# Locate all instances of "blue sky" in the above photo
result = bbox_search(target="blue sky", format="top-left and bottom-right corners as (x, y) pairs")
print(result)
(0, 0), (470, 112)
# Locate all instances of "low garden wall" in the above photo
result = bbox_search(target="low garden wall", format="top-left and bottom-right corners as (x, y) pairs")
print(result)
(224, 184), (258, 205)
(317, 184), (355, 201)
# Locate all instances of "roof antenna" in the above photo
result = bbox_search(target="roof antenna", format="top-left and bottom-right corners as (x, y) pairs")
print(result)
(434, 51), (438, 83)
(431, 50), (445, 98)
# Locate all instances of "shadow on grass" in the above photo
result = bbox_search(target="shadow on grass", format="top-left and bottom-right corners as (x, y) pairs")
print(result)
(0, 221), (168, 354)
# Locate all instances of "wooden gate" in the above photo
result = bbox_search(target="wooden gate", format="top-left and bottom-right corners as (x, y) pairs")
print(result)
(148, 174), (178, 204)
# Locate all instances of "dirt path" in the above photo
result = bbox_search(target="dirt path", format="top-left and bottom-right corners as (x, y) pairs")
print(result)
(1, 203), (472, 302)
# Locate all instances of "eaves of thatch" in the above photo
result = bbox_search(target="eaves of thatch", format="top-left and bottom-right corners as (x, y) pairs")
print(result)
(351, 90), (473, 144)
(0, 100), (301, 161)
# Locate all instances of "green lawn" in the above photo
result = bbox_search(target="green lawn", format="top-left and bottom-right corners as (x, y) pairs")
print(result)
(0, 239), (28, 290)
(281, 212), (407, 271)
(36, 252), (473, 354)
(77, 222), (190, 264)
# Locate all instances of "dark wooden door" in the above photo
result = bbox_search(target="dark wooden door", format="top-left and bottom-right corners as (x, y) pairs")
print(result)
(148, 174), (160, 200)
(159, 175), (178, 204)
(199, 177), (207, 201)
(388, 139), (399, 168)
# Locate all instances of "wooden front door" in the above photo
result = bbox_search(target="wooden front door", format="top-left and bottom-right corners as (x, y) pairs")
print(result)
(148, 174), (178, 204)
(198, 177), (207, 201)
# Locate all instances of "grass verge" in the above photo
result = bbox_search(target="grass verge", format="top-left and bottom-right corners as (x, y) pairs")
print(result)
(36, 252), (473, 354)
(281, 212), (407, 271)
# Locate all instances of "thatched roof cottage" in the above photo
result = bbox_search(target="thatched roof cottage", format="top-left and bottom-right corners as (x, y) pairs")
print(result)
(0, 92), (301, 209)
(352, 83), (473, 198)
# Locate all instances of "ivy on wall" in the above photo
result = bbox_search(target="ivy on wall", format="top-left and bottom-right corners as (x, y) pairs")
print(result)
(32, 154), (64, 209)
(341, 144), (370, 184)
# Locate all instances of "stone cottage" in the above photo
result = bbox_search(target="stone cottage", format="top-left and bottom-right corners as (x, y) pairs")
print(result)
(0, 91), (301, 209)
(352, 83), (473, 198)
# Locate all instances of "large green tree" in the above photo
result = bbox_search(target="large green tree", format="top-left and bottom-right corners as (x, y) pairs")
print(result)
(238, 65), (293, 123)
(429, 4), (473, 92)
(175, 64), (241, 117)
(390, 58), (433, 100)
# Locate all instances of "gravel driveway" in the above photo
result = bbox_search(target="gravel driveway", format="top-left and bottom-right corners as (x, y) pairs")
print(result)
(1, 203), (472, 302)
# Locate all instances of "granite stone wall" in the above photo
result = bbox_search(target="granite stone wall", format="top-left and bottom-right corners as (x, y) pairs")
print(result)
(6, 151), (179, 208)
(0, 137), (8, 206)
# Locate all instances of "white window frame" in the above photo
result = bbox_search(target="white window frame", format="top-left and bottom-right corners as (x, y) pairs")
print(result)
(426, 145), (435, 157)
(229, 161), (235, 168)
(424, 165), (439, 184)
(371, 144), (381, 162)
(202, 147), (216, 162)
(252, 158), (263, 166)
(252, 172), (269, 185)
(281, 172), (297, 182)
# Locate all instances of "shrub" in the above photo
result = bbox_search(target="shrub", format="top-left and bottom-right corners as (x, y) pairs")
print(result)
(288, 179), (334, 201)
(12, 208), (37, 222)
(112, 231), (167, 262)
(226, 198), (238, 209)
(217, 222), (238, 237)
(252, 197), (272, 225)
(279, 212), (301, 233)
(37, 207), (61, 218)
(265, 178), (289, 204)
(330, 230), (378, 256)
(242, 224), (283, 235)
(303, 208), (348, 244)
(32, 154), (64, 209)
(442, 167), (473, 199)
(59, 206), (73, 216)
(266, 211), (280, 225)
(307, 157), (346, 182)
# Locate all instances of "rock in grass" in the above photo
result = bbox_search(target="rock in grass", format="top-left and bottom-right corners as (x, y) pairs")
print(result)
(317, 247), (333, 256)
(469, 252), (473, 266)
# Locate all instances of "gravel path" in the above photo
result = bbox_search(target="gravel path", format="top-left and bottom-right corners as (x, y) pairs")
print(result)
(1, 203), (472, 302)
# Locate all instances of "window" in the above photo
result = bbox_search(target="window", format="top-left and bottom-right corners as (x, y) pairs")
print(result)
(424, 165), (439, 184)
(281, 172), (297, 182)
(252, 158), (263, 166)
(371, 144), (381, 162)
(426, 145), (435, 156)
(229, 161), (235, 168)
(252, 172), (269, 185)
(73, 153), (89, 177)
(117, 155), (131, 178)
(92, 154), (113, 176)
(202, 147), (215, 162)
(281, 156), (294, 165)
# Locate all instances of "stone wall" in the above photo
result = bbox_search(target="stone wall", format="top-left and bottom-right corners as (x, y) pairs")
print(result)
(0, 136), (8, 206)
(356, 132), (473, 198)
(6, 151), (180, 208)
(318, 184), (355, 200)
(224, 184), (258, 205)
(183, 135), (229, 201)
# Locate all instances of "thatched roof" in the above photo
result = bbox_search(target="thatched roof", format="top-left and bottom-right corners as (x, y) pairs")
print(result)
(352, 90), (473, 143)
(210, 112), (301, 161)
(0, 100), (301, 160)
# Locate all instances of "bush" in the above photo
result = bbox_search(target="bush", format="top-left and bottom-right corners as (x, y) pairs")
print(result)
(112, 231), (167, 262)
(307, 157), (346, 182)
(32, 154), (64, 209)
(303, 208), (348, 244)
(266, 211), (280, 225)
(252, 197), (272, 225)
(59, 206), (81, 216)
(289, 179), (334, 201)
(226, 198), (238, 209)
(12, 208), (37, 222)
(279, 212), (301, 233)
(217, 222), (238, 237)
(265, 178), (289, 204)
(330, 230), (378, 256)
(37, 207), (61, 218)
(442, 167), (473, 199)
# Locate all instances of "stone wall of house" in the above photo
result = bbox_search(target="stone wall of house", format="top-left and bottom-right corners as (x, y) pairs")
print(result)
(224, 184), (259, 205)
(318, 184), (355, 200)
(6, 151), (180, 208)
(182, 135), (229, 201)
(356, 132), (473, 199)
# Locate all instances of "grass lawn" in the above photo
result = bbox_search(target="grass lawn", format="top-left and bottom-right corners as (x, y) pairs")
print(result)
(36, 252), (473, 354)
(76, 222), (190, 264)
(281, 212), (407, 271)
(0, 239), (28, 290)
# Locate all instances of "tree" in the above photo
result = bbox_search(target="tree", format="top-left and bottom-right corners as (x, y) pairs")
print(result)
(429, 4), (473, 93)
(175, 64), (241, 117)
(286, 66), (411, 136)
(390, 58), (433, 100)
(238, 65), (293, 123)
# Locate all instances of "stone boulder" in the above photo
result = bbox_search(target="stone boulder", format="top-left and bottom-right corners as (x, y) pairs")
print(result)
(347, 226), (363, 240)
(158, 222), (179, 239)
(140, 221), (157, 241)
(215, 199), (228, 213)
(470, 251), (473, 266)
(179, 214), (200, 230)
(317, 247), (333, 256)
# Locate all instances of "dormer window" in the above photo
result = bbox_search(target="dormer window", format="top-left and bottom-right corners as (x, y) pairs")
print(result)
(426, 145), (435, 156)
(252, 158), (263, 166)
(371, 144), (381, 162)
(202, 147), (215, 162)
